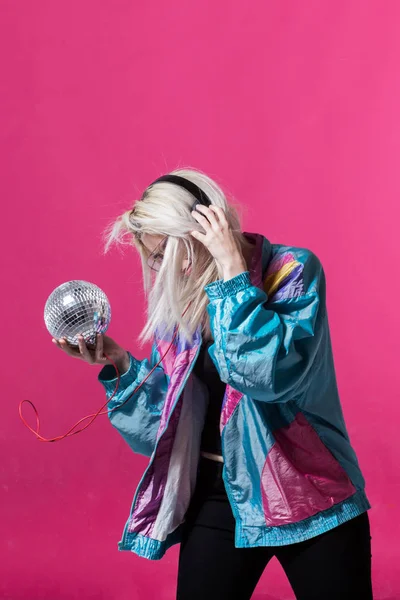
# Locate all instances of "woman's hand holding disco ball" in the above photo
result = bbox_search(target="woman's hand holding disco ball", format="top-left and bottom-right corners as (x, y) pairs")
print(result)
(18, 281), (132, 444)
(52, 333), (130, 374)
(44, 280), (130, 375)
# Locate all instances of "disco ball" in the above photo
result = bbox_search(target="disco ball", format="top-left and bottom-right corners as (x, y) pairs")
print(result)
(44, 280), (111, 346)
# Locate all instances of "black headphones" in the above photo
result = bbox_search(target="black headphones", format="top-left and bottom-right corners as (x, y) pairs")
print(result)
(148, 174), (212, 211)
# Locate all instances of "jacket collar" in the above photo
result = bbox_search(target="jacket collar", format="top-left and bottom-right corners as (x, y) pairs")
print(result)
(243, 231), (272, 290)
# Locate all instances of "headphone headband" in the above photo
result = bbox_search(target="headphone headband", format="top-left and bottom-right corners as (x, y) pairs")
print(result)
(148, 174), (211, 209)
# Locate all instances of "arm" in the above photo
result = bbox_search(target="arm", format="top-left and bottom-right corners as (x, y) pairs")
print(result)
(98, 341), (168, 456)
(204, 251), (325, 403)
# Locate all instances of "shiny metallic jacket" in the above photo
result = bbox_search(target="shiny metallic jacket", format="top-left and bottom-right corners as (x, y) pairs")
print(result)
(99, 232), (370, 560)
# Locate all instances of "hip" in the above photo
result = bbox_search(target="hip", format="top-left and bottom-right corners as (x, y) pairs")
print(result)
(183, 456), (371, 546)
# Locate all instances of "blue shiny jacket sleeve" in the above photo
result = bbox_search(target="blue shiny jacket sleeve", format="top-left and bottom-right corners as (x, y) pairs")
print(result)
(204, 252), (325, 403)
(98, 342), (168, 456)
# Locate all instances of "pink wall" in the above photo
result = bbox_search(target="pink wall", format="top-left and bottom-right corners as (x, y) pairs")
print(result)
(1, 1), (399, 598)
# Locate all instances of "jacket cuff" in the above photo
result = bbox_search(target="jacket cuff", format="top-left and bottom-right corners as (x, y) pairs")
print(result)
(204, 271), (252, 300)
(98, 352), (138, 397)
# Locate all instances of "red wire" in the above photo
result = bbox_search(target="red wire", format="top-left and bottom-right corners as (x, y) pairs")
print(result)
(19, 303), (191, 442)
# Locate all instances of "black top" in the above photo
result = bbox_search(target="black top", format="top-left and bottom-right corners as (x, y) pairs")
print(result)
(193, 339), (226, 455)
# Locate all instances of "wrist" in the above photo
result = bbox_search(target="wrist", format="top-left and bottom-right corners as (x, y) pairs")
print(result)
(113, 350), (130, 375)
(221, 257), (248, 281)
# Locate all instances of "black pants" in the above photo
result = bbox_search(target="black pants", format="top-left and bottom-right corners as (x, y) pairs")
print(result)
(177, 457), (373, 600)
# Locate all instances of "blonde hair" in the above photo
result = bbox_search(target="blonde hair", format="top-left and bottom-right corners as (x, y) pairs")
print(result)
(106, 167), (252, 346)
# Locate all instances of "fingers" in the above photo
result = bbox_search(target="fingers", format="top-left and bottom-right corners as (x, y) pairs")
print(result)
(191, 208), (211, 234)
(52, 335), (92, 362)
(193, 205), (227, 232)
(95, 333), (106, 362)
(52, 334), (109, 365)
(209, 205), (228, 227)
(77, 335), (95, 363)
(53, 337), (81, 359)
(189, 228), (206, 242)
(193, 205), (218, 230)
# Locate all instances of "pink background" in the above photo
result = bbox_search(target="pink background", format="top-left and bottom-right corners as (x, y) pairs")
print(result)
(1, 1), (399, 598)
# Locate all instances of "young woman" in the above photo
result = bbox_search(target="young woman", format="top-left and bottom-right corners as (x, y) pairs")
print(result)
(53, 169), (373, 599)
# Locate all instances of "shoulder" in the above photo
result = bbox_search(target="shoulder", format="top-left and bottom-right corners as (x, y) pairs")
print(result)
(262, 243), (323, 302)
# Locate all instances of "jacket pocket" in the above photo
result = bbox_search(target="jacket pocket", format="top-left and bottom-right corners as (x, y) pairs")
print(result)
(260, 412), (355, 526)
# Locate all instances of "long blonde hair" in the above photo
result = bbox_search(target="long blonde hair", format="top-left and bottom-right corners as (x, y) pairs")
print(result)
(106, 167), (252, 345)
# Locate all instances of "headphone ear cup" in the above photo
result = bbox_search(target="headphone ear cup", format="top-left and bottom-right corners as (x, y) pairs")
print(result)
(192, 198), (211, 213)
(192, 201), (201, 213)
